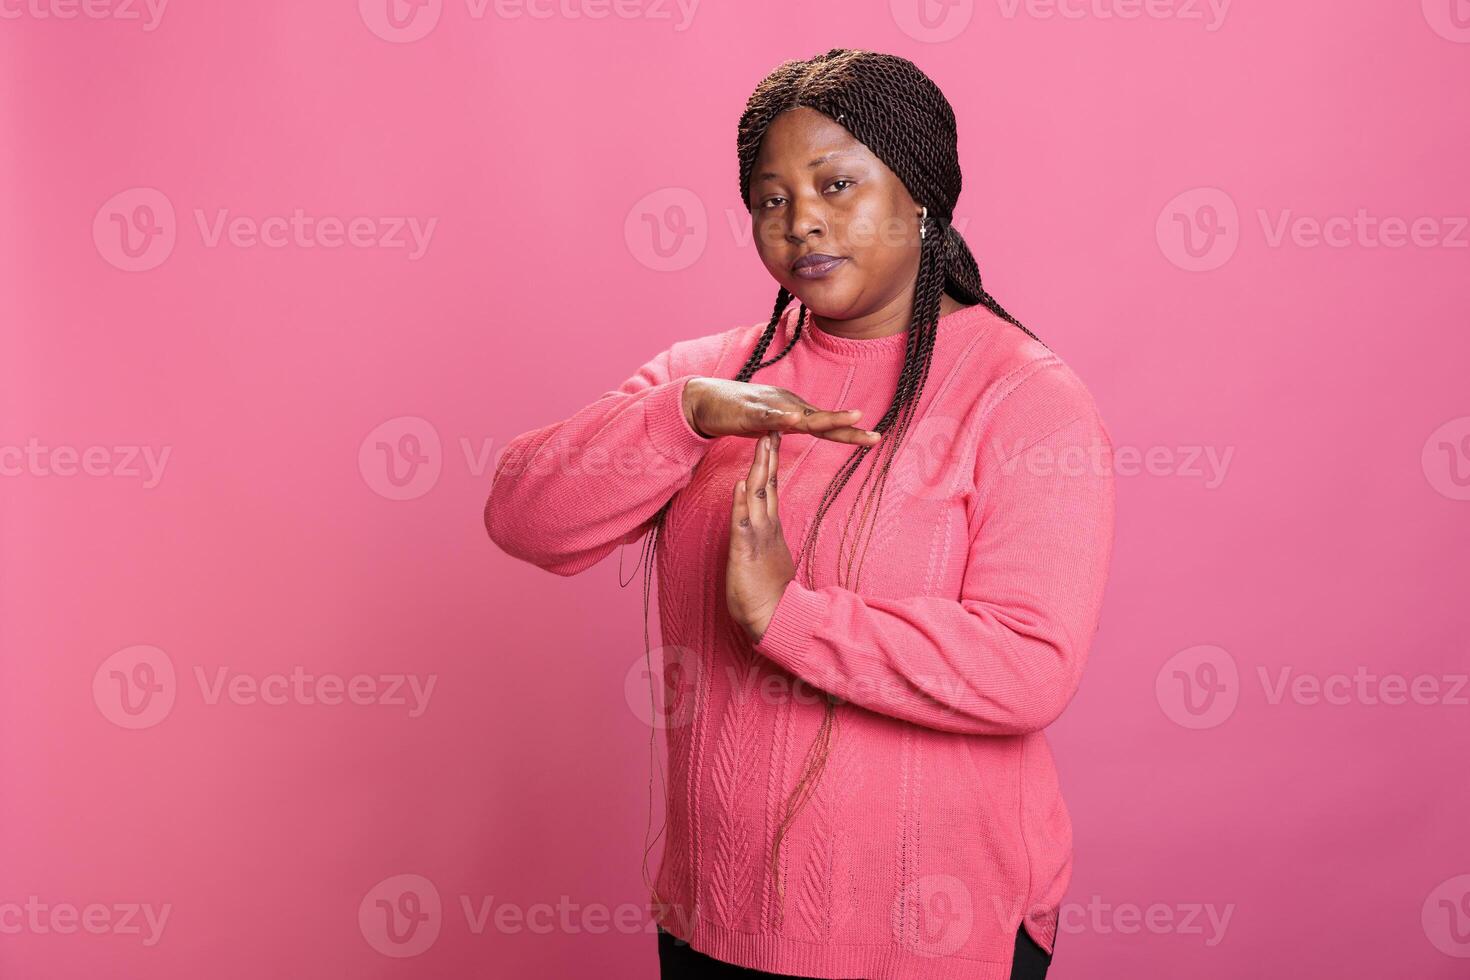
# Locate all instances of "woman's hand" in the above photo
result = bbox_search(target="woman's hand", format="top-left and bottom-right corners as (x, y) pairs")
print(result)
(727, 432), (794, 644)
(685, 378), (883, 445)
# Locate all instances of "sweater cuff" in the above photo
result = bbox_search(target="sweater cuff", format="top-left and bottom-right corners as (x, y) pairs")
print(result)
(751, 579), (828, 678)
(643, 375), (717, 464)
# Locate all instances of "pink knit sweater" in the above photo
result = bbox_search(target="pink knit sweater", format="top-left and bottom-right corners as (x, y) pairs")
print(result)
(484, 302), (1116, 980)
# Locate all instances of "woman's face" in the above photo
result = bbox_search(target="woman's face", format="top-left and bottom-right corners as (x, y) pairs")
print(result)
(748, 107), (924, 321)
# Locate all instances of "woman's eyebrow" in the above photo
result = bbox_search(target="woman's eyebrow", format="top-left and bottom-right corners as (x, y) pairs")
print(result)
(756, 149), (861, 181)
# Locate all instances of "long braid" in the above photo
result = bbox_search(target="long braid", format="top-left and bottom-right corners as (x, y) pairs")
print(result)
(636, 48), (1047, 935)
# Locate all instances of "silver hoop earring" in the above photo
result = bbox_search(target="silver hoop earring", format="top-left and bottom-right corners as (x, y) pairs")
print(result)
(919, 205), (928, 240)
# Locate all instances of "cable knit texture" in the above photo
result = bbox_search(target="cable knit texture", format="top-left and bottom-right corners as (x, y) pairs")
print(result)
(484, 302), (1116, 980)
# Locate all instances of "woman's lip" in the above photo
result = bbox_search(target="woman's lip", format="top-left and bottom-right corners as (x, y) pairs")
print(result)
(792, 257), (846, 279)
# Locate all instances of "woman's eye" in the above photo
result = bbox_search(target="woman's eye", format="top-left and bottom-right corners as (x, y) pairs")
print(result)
(758, 182), (852, 209)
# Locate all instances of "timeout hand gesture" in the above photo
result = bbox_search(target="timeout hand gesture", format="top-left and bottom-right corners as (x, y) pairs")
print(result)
(726, 432), (796, 644)
(684, 378), (882, 445)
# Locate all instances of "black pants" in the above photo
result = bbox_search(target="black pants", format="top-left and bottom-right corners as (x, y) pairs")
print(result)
(657, 923), (1052, 979)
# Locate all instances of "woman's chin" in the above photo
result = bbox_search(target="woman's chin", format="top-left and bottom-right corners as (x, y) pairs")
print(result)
(784, 285), (860, 319)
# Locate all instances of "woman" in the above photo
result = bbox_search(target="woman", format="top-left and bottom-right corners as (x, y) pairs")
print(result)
(486, 48), (1115, 980)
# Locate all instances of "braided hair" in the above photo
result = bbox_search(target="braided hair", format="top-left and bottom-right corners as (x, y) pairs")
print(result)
(636, 47), (1046, 933)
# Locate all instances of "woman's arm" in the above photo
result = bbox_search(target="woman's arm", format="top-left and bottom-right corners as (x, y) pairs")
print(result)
(484, 334), (728, 577)
(751, 401), (1116, 737)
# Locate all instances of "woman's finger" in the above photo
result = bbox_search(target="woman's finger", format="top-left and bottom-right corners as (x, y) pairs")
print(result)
(745, 407), (805, 432)
(745, 435), (771, 529)
(793, 407), (882, 445)
(745, 435), (769, 528)
(765, 432), (781, 523)
(731, 478), (750, 535)
(813, 425), (883, 446)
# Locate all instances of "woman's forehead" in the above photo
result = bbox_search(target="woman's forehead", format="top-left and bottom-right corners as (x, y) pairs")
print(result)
(755, 111), (870, 168)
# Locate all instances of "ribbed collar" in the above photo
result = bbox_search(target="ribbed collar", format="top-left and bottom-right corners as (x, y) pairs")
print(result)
(787, 301), (991, 360)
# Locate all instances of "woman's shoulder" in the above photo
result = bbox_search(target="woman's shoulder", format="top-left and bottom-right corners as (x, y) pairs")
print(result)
(664, 316), (780, 380)
(949, 309), (1108, 449)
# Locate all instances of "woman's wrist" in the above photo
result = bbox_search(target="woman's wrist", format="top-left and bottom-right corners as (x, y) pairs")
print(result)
(683, 378), (714, 439)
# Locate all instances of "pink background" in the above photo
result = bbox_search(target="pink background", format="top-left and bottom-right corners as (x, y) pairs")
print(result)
(3, 1), (1469, 977)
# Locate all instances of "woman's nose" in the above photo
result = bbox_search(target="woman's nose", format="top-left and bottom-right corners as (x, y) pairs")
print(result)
(786, 196), (828, 243)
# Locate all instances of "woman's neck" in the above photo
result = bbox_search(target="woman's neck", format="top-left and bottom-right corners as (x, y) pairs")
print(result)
(809, 292), (975, 341)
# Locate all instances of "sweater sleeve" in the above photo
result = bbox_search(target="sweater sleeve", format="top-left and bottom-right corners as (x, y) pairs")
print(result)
(483, 335), (726, 577)
(751, 386), (1116, 736)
